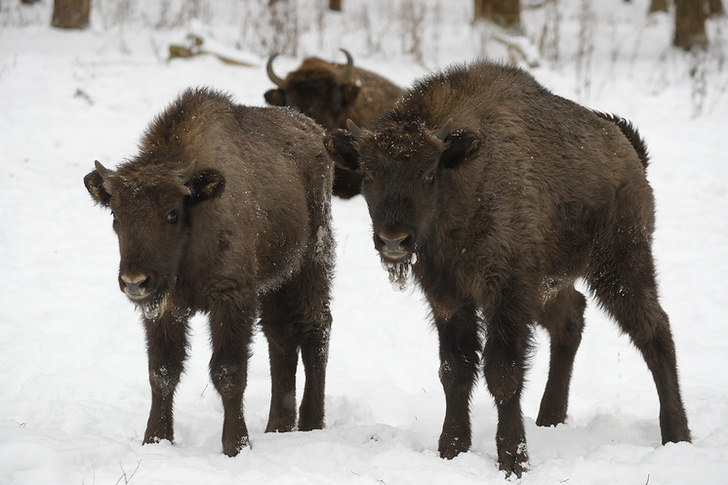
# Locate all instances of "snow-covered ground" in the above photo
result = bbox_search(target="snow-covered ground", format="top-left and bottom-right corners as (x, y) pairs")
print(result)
(1, 0), (727, 483)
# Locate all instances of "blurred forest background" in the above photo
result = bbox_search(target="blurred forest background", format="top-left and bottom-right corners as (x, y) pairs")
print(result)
(8, 0), (724, 50)
(2, 0), (726, 114)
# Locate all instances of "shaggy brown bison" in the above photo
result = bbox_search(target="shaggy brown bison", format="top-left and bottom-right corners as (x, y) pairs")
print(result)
(324, 60), (690, 477)
(84, 88), (335, 457)
(265, 49), (404, 198)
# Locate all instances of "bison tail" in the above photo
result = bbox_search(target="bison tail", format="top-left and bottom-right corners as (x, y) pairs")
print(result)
(593, 111), (650, 171)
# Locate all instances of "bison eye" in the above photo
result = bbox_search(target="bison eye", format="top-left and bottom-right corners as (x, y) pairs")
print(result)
(424, 172), (435, 184)
(362, 172), (372, 183)
(166, 210), (179, 224)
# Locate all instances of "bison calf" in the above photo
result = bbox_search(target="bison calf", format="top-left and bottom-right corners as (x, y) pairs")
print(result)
(84, 88), (335, 456)
(324, 60), (690, 477)
(265, 49), (403, 198)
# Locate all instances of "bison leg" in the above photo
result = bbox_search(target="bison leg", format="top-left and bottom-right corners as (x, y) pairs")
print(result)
(208, 294), (255, 457)
(434, 304), (481, 460)
(259, 261), (332, 433)
(142, 311), (189, 446)
(284, 261), (333, 432)
(588, 236), (690, 444)
(260, 290), (300, 433)
(482, 290), (532, 478)
(535, 285), (586, 427)
(297, 310), (331, 432)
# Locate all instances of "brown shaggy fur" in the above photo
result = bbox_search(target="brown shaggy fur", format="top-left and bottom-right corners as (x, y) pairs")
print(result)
(84, 88), (335, 457)
(265, 52), (404, 198)
(325, 60), (690, 477)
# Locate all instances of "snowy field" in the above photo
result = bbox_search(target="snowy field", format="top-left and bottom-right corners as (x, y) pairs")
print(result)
(1, 0), (727, 483)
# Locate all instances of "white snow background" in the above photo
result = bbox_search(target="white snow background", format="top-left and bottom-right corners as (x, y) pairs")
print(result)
(1, 0), (727, 483)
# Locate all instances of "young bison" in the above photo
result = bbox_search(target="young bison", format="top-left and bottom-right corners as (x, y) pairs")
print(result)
(265, 49), (404, 199)
(84, 88), (335, 457)
(324, 60), (690, 477)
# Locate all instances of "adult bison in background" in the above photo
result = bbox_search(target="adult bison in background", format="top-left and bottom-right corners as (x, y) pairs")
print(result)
(265, 49), (404, 198)
(324, 60), (691, 477)
(84, 88), (335, 457)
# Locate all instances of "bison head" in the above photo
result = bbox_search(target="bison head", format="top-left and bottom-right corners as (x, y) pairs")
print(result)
(324, 118), (481, 287)
(84, 160), (225, 319)
(264, 49), (360, 130)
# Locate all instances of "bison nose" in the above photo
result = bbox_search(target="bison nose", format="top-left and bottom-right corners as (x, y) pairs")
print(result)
(120, 273), (150, 298)
(375, 228), (413, 258)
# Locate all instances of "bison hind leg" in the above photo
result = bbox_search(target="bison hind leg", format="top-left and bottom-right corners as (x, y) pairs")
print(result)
(260, 261), (333, 433)
(295, 268), (332, 432)
(535, 284), (586, 427)
(260, 290), (300, 433)
(297, 312), (331, 432)
(587, 233), (691, 444)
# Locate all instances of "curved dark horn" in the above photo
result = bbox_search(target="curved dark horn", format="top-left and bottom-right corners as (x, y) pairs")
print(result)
(266, 53), (286, 89)
(346, 119), (367, 141)
(432, 118), (455, 141)
(337, 48), (354, 83)
(177, 160), (197, 185)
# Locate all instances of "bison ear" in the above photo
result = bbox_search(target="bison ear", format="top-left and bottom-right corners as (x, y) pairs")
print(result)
(439, 129), (482, 170)
(264, 89), (286, 107)
(340, 82), (360, 107)
(324, 129), (360, 172)
(187, 169), (225, 203)
(84, 161), (112, 207)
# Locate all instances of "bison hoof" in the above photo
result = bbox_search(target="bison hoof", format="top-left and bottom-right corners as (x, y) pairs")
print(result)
(223, 435), (250, 457)
(660, 412), (691, 444)
(498, 444), (528, 479)
(142, 436), (165, 446)
(500, 460), (526, 479)
(265, 421), (296, 433)
(143, 429), (173, 446)
(438, 435), (471, 460)
(535, 412), (567, 428)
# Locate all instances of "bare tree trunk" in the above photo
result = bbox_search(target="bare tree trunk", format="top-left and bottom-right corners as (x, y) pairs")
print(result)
(474, 0), (521, 32)
(708, 0), (725, 16)
(474, 0), (488, 20)
(51, 0), (90, 29)
(268, 0), (299, 56)
(329, 0), (341, 12)
(648, 0), (669, 13)
(674, 0), (708, 50)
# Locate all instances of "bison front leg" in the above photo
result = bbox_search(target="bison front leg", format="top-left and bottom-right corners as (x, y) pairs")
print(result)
(483, 296), (532, 478)
(434, 304), (481, 460)
(208, 294), (255, 457)
(142, 310), (189, 446)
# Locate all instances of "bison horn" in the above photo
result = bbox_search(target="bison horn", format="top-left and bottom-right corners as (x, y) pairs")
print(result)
(432, 118), (455, 141)
(177, 160), (197, 185)
(94, 160), (115, 195)
(346, 119), (367, 141)
(94, 160), (112, 179)
(337, 48), (354, 83)
(266, 53), (286, 89)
